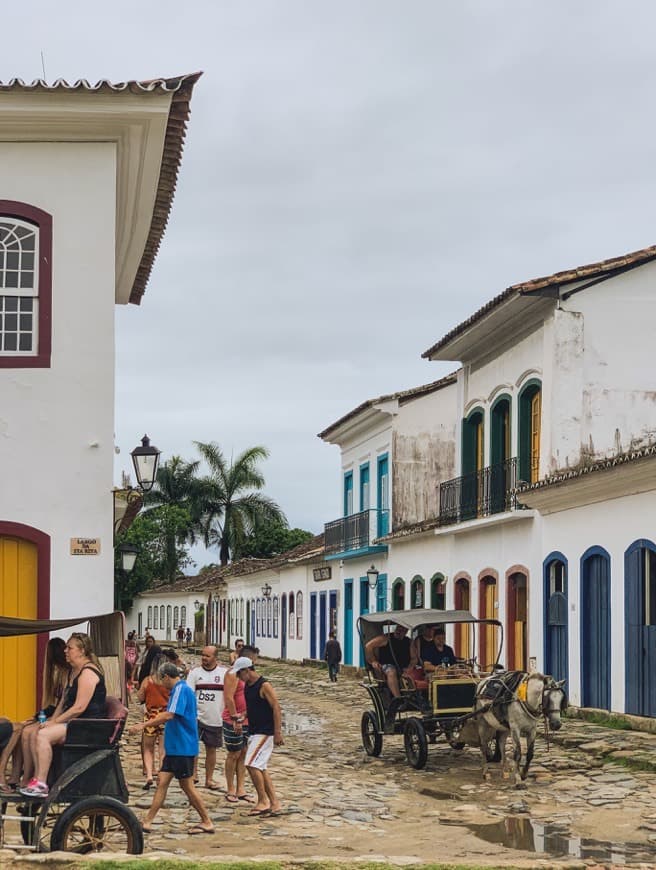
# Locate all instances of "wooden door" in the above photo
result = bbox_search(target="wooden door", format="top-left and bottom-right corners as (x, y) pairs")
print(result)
(581, 552), (611, 709)
(0, 536), (37, 720)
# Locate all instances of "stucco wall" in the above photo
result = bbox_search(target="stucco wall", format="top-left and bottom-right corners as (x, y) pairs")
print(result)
(392, 383), (457, 526)
(0, 142), (116, 616)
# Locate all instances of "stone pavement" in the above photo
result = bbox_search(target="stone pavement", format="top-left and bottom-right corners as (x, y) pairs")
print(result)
(6, 655), (656, 866)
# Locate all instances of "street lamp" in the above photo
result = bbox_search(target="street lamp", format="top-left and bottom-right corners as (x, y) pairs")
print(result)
(194, 599), (201, 611)
(261, 582), (272, 599)
(366, 564), (379, 590)
(130, 435), (161, 492)
(117, 542), (139, 573)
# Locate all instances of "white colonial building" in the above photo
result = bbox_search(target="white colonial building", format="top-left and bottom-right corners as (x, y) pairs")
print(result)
(0, 74), (200, 719)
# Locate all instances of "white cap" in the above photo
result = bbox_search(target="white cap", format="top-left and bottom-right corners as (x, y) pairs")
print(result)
(230, 656), (253, 673)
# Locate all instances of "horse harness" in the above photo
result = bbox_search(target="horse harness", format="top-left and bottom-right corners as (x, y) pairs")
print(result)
(478, 670), (554, 737)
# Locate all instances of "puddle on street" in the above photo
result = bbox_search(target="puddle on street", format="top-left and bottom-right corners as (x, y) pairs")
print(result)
(283, 711), (322, 734)
(440, 816), (656, 863)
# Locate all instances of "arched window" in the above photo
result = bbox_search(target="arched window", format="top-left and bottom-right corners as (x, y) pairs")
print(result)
(0, 203), (52, 368)
(166, 606), (172, 635)
(462, 406), (485, 520)
(454, 576), (471, 657)
(289, 592), (295, 639)
(392, 579), (405, 610)
(173, 606), (179, 628)
(273, 596), (279, 637)
(296, 591), (303, 638)
(430, 573), (446, 609)
(410, 575), (424, 609)
(181, 605), (187, 628)
(153, 606), (158, 630)
(518, 379), (542, 484)
(147, 605), (153, 629)
(256, 599), (261, 636)
(240, 598), (244, 636)
(160, 605), (165, 629)
(267, 597), (273, 637)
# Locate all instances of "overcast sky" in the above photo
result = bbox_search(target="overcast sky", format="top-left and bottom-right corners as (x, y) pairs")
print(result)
(5, 1), (656, 569)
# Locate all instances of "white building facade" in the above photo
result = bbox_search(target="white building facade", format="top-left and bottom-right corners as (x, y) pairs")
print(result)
(0, 75), (199, 719)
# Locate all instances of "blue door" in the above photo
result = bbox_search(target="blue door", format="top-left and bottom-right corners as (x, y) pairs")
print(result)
(343, 580), (353, 665)
(359, 578), (370, 666)
(625, 541), (656, 717)
(581, 548), (611, 710)
(319, 592), (327, 658)
(544, 554), (568, 684)
(310, 593), (317, 659)
(377, 454), (389, 537)
(281, 594), (287, 660)
(376, 573), (388, 613)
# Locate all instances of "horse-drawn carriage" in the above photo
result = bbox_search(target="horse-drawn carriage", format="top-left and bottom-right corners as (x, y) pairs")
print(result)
(359, 608), (566, 780)
(0, 611), (143, 854)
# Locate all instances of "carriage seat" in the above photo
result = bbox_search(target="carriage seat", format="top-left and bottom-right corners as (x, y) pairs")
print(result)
(62, 696), (128, 749)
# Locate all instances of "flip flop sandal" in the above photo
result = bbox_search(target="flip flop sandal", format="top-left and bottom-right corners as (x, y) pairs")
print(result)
(225, 793), (239, 803)
(248, 808), (271, 816)
(188, 825), (215, 835)
(205, 783), (222, 791)
(237, 794), (255, 803)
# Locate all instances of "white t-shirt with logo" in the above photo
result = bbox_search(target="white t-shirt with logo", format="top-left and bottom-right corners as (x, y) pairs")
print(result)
(186, 664), (227, 727)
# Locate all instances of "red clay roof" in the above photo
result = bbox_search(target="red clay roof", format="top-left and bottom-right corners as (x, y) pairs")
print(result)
(0, 73), (202, 304)
(422, 243), (656, 360)
(318, 371), (458, 440)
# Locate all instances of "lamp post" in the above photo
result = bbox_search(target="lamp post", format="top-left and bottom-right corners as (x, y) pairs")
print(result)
(366, 564), (379, 591)
(261, 582), (272, 599)
(115, 543), (139, 611)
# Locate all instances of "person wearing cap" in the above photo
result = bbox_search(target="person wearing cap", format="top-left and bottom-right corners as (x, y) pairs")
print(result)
(222, 644), (259, 803)
(232, 656), (283, 816)
(129, 662), (214, 836)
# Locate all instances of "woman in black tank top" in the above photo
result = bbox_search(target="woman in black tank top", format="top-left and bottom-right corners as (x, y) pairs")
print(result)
(20, 632), (106, 797)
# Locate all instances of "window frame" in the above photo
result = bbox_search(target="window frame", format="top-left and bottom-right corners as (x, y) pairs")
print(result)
(0, 201), (52, 368)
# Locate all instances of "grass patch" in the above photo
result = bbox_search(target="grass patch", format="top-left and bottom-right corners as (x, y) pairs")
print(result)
(602, 753), (656, 773)
(581, 711), (634, 731)
(82, 862), (527, 870)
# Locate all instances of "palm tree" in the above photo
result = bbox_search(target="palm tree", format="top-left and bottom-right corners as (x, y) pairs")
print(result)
(143, 455), (202, 581)
(194, 442), (287, 566)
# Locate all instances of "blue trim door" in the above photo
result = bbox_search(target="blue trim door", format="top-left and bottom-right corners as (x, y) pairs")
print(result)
(377, 455), (389, 537)
(581, 548), (611, 710)
(281, 594), (287, 660)
(344, 580), (353, 665)
(377, 573), (388, 613)
(543, 553), (568, 684)
(310, 593), (318, 659)
(319, 592), (327, 657)
(625, 540), (656, 717)
(344, 472), (353, 516)
(360, 463), (370, 511)
(359, 578), (370, 666)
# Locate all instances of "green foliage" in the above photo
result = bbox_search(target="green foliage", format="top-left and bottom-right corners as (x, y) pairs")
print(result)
(194, 442), (287, 565)
(233, 519), (314, 560)
(114, 505), (194, 609)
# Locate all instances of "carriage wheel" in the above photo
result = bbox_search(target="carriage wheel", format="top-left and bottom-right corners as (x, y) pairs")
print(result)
(404, 717), (428, 770)
(49, 797), (143, 855)
(361, 711), (383, 757)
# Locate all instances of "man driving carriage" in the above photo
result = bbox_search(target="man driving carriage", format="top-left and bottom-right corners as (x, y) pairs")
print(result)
(365, 624), (415, 698)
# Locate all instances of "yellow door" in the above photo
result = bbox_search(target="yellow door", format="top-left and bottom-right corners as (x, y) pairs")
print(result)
(0, 537), (37, 720)
(530, 391), (541, 483)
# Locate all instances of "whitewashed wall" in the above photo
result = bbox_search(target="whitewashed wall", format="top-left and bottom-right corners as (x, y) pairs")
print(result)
(0, 142), (116, 615)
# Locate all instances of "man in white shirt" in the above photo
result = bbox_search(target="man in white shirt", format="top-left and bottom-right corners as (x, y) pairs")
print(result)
(186, 645), (227, 790)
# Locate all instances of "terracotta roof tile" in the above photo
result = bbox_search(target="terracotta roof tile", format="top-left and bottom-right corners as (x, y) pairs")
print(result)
(0, 73), (202, 304)
(422, 243), (656, 360)
(318, 371), (458, 440)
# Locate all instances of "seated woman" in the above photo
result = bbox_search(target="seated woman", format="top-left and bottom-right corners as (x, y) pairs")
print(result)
(20, 632), (106, 798)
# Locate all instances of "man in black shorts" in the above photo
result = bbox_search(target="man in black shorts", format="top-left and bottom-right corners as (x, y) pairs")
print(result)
(186, 645), (227, 789)
(129, 663), (214, 835)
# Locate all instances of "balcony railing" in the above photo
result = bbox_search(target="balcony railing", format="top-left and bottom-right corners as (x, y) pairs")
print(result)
(438, 457), (519, 526)
(324, 508), (388, 555)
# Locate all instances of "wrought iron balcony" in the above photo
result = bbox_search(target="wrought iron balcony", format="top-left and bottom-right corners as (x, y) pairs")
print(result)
(438, 457), (519, 526)
(324, 508), (389, 555)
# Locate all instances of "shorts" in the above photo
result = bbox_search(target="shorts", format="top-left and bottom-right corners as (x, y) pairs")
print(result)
(161, 755), (195, 780)
(223, 720), (249, 752)
(381, 664), (399, 675)
(245, 734), (273, 771)
(198, 723), (223, 748)
(143, 707), (165, 737)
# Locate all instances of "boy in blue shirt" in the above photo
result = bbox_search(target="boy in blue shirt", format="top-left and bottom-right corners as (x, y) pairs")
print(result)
(129, 662), (214, 835)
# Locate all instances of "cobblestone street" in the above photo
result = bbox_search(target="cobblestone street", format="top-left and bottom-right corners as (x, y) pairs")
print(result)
(110, 655), (656, 867)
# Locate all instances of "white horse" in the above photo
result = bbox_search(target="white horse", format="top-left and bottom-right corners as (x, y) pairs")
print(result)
(475, 671), (567, 787)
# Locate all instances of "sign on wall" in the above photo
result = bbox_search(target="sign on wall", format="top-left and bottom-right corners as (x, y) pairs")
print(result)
(313, 566), (331, 581)
(70, 538), (101, 556)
